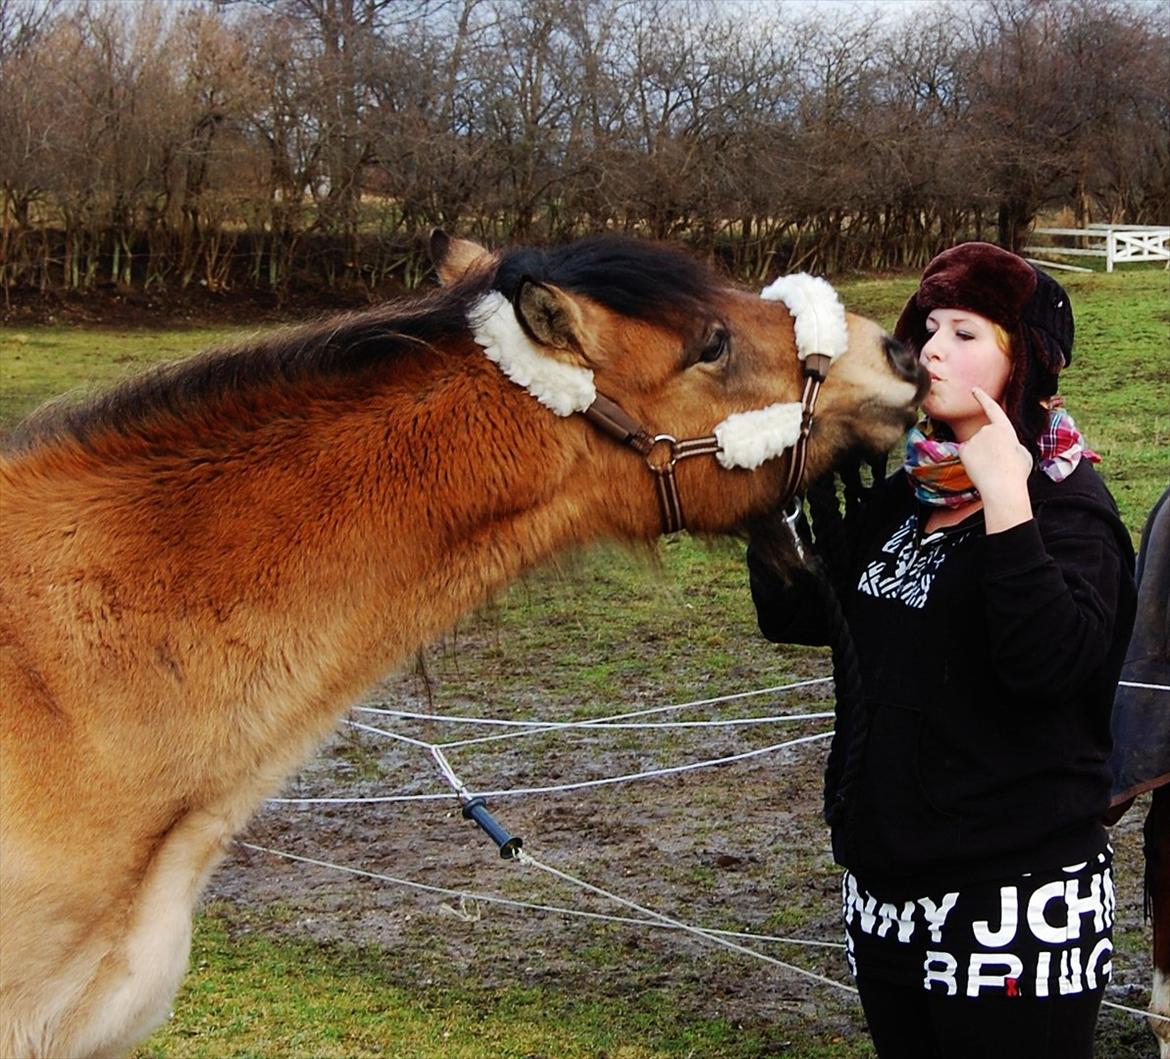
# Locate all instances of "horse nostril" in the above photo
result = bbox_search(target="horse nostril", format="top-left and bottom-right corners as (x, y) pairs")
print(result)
(883, 335), (918, 381)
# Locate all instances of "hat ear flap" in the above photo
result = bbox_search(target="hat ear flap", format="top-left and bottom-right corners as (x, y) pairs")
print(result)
(893, 292), (926, 350)
(1024, 326), (1065, 392)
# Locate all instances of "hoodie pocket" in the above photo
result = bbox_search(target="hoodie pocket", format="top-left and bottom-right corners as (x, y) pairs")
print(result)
(915, 718), (964, 820)
(850, 698), (964, 870)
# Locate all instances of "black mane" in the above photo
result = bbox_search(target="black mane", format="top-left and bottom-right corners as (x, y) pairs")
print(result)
(492, 235), (720, 324)
(5, 236), (721, 455)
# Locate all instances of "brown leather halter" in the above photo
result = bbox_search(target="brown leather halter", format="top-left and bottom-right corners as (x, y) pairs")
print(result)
(582, 353), (834, 535)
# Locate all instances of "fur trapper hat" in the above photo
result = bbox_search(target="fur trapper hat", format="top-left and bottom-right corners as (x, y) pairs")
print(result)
(894, 242), (1073, 395)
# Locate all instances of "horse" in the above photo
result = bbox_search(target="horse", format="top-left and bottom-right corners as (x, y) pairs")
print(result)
(0, 233), (927, 1058)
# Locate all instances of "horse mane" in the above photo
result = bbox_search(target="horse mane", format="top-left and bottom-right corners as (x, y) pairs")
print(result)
(491, 234), (721, 322)
(5, 236), (722, 458)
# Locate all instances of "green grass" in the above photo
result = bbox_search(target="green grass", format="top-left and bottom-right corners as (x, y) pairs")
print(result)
(133, 906), (863, 1059)
(1057, 270), (1170, 527)
(0, 325), (240, 428)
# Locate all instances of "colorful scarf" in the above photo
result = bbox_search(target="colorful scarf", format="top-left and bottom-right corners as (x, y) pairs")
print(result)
(904, 401), (1100, 508)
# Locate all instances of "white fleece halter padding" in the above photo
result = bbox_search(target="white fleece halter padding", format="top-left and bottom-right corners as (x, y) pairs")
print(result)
(759, 272), (848, 362)
(469, 290), (596, 416)
(708, 273), (846, 470)
(713, 402), (803, 470)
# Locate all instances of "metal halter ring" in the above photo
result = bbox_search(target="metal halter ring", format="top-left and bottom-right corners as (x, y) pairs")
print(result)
(645, 434), (679, 475)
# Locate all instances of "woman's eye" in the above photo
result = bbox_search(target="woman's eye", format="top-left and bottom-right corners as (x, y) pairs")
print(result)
(699, 330), (729, 363)
(956, 331), (974, 341)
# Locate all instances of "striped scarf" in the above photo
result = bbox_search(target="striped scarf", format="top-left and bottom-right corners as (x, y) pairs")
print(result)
(904, 401), (1100, 509)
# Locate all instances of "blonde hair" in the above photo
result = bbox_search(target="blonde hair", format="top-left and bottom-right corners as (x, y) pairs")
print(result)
(992, 322), (1013, 357)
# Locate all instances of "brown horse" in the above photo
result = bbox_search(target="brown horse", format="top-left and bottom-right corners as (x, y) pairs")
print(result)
(0, 234), (925, 1058)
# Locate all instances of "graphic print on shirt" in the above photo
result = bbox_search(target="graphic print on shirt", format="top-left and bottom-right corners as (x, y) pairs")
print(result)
(842, 851), (1115, 998)
(857, 514), (955, 610)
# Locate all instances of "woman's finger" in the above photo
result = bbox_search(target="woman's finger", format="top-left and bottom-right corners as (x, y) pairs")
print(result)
(971, 386), (1013, 425)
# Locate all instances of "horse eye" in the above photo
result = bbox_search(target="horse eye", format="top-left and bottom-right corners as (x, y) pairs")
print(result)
(698, 330), (729, 364)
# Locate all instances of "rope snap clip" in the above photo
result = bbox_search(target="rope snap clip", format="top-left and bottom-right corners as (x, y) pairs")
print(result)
(782, 496), (807, 563)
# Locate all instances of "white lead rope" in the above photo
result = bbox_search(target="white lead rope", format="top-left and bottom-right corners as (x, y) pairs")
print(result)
(235, 841), (1170, 1023)
(361, 677), (835, 750)
(354, 707), (834, 731)
(254, 668), (1170, 1027)
(237, 842), (843, 949)
(511, 858), (1169, 1025)
(312, 742), (856, 995)
(428, 744), (470, 801)
(1103, 999), (1170, 1023)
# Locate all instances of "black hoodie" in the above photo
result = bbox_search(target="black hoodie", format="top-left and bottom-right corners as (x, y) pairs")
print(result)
(748, 461), (1137, 889)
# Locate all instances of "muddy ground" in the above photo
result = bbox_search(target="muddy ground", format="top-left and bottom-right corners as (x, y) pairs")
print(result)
(200, 555), (1160, 1058)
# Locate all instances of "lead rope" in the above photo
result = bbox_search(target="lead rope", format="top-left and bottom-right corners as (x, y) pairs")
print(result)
(748, 474), (870, 848)
(425, 731), (859, 994)
(802, 471), (875, 846)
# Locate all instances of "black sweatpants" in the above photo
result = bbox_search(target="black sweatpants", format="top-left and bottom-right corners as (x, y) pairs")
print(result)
(856, 974), (1105, 1059)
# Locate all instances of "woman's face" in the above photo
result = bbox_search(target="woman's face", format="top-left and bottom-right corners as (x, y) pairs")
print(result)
(919, 308), (1012, 442)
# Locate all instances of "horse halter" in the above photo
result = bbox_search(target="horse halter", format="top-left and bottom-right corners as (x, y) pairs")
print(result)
(469, 273), (846, 537)
(582, 353), (833, 535)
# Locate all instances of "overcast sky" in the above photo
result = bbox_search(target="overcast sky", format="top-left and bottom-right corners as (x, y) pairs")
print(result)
(729, 0), (930, 26)
(737, 0), (1166, 18)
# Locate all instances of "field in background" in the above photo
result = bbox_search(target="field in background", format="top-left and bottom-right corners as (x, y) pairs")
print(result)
(1, 267), (1166, 1058)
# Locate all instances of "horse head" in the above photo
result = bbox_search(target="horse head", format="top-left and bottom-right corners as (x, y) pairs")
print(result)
(432, 231), (927, 540)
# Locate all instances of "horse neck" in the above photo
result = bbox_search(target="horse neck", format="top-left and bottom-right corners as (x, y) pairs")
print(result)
(5, 356), (620, 807)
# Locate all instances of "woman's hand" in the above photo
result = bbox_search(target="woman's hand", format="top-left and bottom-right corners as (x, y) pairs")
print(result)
(959, 387), (1034, 533)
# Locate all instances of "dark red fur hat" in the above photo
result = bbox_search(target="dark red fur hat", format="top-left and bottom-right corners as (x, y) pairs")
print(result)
(894, 242), (1073, 397)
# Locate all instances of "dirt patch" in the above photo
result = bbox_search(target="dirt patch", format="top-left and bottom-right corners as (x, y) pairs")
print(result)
(0, 285), (383, 329)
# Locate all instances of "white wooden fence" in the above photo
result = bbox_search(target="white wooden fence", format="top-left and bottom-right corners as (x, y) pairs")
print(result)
(1024, 223), (1170, 272)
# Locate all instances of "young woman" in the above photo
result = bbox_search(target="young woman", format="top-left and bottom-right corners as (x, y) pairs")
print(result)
(748, 243), (1138, 1058)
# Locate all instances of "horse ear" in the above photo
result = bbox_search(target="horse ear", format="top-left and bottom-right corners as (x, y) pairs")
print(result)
(430, 229), (493, 285)
(512, 278), (589, 364)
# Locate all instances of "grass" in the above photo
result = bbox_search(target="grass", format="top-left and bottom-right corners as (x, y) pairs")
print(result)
(0, 325), (240, 428)
(127, 903), (874, 1059)
(131, 908), (786, 1059)
(2, 265), (1166, 1058)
